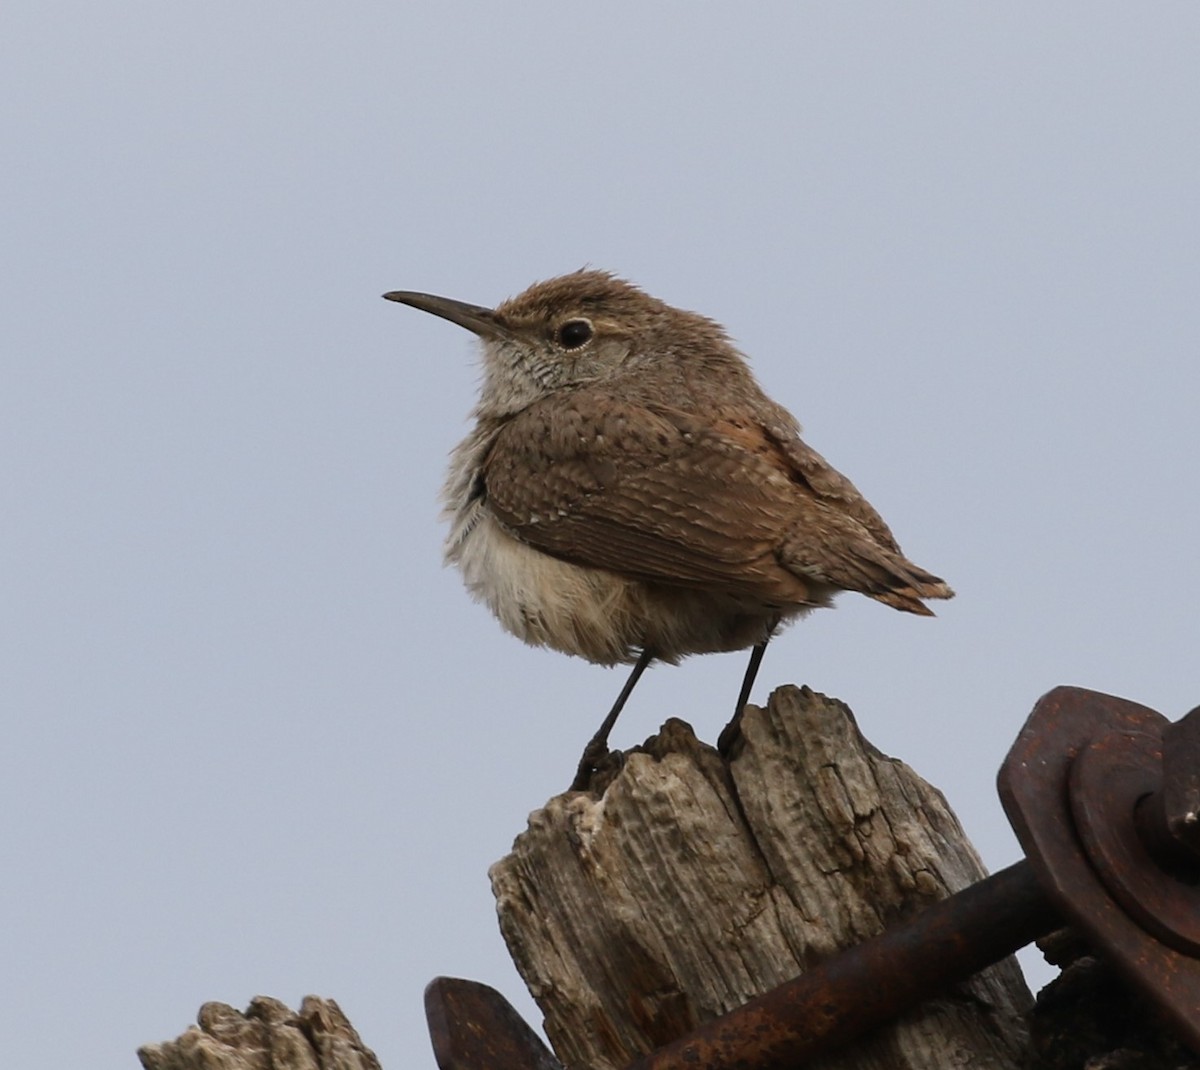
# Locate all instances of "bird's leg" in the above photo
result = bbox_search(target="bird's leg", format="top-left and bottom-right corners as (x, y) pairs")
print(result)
(718, 627), (776, 754)
(571, 647), (654, 791)
(733, 636), (771, 717)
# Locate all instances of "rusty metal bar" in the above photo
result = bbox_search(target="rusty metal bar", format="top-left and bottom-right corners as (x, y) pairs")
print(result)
(626, 860), (1059, 1070)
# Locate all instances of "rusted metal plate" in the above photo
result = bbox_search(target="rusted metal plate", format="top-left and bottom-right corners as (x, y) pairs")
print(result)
(425, 977), (562, 1070)
(999, 685), (1200, 1050)
(1071, 723), (1200, 954)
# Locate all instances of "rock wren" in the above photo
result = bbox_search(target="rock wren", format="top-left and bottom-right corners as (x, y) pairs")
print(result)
(384, 270), (953, 786)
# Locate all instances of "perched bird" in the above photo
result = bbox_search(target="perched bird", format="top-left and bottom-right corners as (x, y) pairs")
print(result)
(384, 271), (952, 786)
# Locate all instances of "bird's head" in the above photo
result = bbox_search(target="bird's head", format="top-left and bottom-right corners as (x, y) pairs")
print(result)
(384, 270), (740, 417)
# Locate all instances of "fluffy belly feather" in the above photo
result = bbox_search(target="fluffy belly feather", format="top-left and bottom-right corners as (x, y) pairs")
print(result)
(449, 510), (810, 666)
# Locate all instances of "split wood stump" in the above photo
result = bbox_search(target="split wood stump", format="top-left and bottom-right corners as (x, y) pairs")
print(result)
(490, 685), (1033, 1070)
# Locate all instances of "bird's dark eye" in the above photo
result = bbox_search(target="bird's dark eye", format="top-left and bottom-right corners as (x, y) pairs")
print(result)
(555, 318), (594, 350)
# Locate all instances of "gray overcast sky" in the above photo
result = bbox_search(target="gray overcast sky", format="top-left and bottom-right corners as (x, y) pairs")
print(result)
(3, 4), (1198, 1067)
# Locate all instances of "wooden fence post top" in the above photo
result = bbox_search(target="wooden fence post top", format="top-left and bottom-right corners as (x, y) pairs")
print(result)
(490, 685), (1032, 1070)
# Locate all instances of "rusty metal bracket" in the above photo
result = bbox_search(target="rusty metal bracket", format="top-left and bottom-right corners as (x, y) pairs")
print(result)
(999, 686), (1200, 1046)
(426, 686), (1200, 1070)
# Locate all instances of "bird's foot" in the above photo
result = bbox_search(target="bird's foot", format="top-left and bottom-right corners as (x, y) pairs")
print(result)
(569, 735), (611, 792)
(717, 708), (745, 755)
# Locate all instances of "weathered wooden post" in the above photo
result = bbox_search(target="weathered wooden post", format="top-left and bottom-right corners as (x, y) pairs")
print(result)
(489, 686), (1032, 1070)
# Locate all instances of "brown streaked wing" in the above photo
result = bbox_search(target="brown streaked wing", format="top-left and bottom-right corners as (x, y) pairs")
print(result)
(481, 394), (810, 600)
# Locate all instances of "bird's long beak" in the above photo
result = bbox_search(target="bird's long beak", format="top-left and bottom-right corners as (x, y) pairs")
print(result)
(383, 290), (510, 340)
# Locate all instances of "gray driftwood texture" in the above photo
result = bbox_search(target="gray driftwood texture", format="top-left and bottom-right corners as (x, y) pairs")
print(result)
(490, 685), (1033, 1070)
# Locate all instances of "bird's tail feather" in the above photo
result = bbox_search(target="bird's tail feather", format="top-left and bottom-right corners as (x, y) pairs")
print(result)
(867, 557), (954, 616)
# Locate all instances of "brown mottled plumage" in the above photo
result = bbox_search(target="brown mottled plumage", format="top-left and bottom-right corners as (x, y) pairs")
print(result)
(384, 271), (952, 785)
